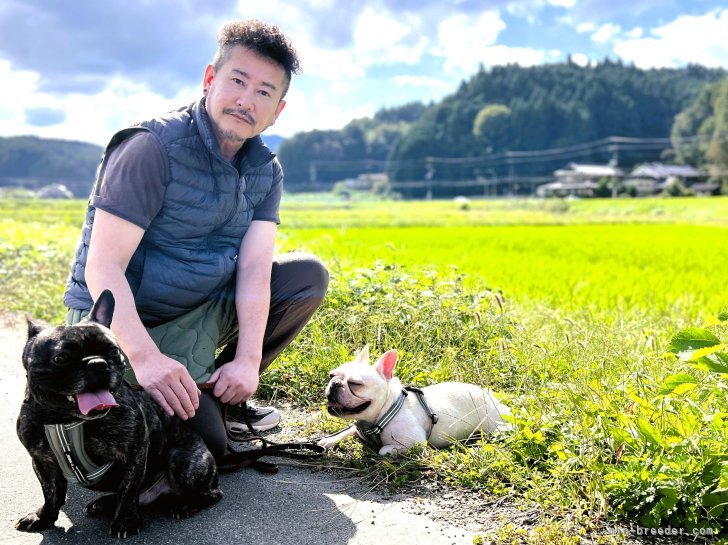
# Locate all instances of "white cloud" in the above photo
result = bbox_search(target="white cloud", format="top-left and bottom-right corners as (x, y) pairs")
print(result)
(392, 75), (453, 91)
(570, 53), (590, 67)
(547, 0), (577, 7)
(613, 8), (728, 68)
(432, 11), (507, 75)
(626, 27), (643, 39)
(273, 85), (374, 136)
(576, 22), (596, 33)
(352, 7), (428, 66)
(354, 6), (410, 52)
(0, 61), (197, 145)
(481, 45), (548, 68)
(591, 23), (621, 43)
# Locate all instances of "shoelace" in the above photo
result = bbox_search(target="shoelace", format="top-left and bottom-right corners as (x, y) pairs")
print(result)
(218, 400), (324, 474)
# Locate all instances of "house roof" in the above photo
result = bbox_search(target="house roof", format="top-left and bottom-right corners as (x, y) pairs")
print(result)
(539, 180), (599, 190)
(630, 163), (701, 179)
(554, 163), (624, 177)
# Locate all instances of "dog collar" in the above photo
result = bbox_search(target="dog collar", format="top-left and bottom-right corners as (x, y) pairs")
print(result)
(44, 421), (114, 487)
(355, 387), (439, 449)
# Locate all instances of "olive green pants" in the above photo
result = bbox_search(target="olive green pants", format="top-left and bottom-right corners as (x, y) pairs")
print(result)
(66, 252), (329, 385)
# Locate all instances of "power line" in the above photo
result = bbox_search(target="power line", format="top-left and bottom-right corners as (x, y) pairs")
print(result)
(309, 133), (728, 174)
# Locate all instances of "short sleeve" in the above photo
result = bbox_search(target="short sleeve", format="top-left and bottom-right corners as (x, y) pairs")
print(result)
(251, 158), (283, 224)
(90, 131), (167, 229)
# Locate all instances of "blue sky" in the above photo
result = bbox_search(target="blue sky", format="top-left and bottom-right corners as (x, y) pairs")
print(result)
(0, 0), (726, 146)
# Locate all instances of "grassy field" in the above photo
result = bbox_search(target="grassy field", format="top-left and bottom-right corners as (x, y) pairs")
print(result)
(1, 195), (728, 543)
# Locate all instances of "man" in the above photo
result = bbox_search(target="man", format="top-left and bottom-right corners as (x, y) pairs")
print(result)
(63, 20), (328, 460)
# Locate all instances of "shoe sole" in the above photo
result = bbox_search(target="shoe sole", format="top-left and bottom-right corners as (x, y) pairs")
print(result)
(227, 421), (280, 434)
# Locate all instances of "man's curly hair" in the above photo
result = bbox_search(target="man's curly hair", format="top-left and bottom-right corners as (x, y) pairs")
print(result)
(212, 20), (301, 98)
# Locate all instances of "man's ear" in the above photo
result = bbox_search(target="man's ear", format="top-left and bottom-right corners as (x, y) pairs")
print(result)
(354, 345), (370, 364)
(203, 64), (215, 94)
(374, 350), (398, 381)
(87, 289), (115, 328)
(270, 99), (286, 125)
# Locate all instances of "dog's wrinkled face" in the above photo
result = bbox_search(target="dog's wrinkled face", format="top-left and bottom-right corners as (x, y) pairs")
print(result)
(23, 291), (123, 419)
(324, 346), (399, 422)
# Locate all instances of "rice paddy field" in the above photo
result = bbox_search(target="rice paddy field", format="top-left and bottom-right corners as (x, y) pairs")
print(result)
(1, 195), (728, 542)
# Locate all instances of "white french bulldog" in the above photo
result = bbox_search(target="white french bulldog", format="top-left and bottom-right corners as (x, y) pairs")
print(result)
(318, 346), (512, 456)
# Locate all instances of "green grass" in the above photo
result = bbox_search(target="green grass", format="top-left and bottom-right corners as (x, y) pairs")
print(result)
(279, 223), (727, 323)
(2, 195), (728, 542)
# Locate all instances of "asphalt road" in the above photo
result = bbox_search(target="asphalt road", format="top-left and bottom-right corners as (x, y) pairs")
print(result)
(0, 313), (472, 545)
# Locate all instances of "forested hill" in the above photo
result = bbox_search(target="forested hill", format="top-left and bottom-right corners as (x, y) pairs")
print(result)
(0, 133), (285, 197)
(0, 136), (103, 197)
(2, 62), (724, 197)
(277, 61), (726, 188)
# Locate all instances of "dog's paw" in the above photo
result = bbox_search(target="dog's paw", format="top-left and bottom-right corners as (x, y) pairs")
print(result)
(16, 512), (56, 532)
(171, 489), (223, 520)
(85, 494), (117, 518)
(109, 515), (143, 539)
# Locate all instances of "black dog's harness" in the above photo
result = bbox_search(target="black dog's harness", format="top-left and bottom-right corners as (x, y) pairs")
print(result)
(355, 386), (439, 450)
(44, 421), (114, 486)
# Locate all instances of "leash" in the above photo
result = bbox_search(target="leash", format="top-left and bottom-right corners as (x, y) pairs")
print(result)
(130, 381), (323, 474)
(216, 400), (324, 474)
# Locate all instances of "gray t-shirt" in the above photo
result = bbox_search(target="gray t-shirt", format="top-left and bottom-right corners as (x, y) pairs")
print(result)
(91, 131), (282, 229)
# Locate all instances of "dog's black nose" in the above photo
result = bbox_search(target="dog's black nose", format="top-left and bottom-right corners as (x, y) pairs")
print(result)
(327, 381), (343, 401)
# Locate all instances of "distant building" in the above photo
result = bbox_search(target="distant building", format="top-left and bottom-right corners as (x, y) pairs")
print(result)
(537, 163), (623, 198)
(629, 163), (701, 181)
(624, 162), (710, 196)
(343, 172), (388, 191)
(37, 183), (74, 199)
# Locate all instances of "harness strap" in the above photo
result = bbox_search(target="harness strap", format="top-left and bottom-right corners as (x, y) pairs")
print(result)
(355, 389), (408, 446)
(351, 387), (439, 449)
(44, 422), (114, 486)
(403, 386), (439, 428)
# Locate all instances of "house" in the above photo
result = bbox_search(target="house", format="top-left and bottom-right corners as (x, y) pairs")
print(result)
(625, 163), (704, 196)
(537, 163), (623, 198)
(629, 163), (701, 182)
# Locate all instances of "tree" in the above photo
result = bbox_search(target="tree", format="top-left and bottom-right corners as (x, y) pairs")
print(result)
(706, 78), (728, 173)
(472, 104), (511, 153)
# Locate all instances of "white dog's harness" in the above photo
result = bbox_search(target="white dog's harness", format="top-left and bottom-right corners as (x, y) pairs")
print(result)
(355, 386), (439, 449)
(44, 421), (114, 486)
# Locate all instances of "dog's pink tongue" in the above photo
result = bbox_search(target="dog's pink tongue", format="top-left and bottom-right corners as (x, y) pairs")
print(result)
(76, 391), (118, 415)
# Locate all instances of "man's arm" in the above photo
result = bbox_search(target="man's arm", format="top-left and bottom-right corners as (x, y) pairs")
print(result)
(209, 220), (277, 404)
(85, 209), (200, 419)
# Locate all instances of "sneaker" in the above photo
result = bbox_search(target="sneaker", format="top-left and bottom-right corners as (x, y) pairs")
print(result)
(225, 402), (281, 433)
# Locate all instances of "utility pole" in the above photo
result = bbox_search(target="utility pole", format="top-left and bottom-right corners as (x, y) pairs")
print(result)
(309, 161), (317, 190)
(607, 141), (620, 198)
(424, 157), (434, 200)
(507, 151), (515, 197)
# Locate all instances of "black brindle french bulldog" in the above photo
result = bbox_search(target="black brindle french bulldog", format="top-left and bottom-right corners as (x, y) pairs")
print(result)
(16, 289), (222, 538)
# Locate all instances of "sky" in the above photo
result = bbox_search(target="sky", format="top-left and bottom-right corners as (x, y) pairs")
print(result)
(1, 0), (727, 147)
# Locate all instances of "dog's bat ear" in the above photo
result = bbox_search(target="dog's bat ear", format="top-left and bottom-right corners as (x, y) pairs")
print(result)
(87, 289), (116, 328)
(355, 345), (370, 364)
(374, 349), (398, 381)
(26, 317), (44, 340)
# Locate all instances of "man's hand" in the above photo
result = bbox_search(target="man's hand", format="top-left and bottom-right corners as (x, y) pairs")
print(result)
(208, 358), (260, 405)
(132, 349), (201, 419)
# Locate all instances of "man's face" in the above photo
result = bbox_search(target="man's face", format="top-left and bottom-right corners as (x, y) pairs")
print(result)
(203, 45), (287, 160)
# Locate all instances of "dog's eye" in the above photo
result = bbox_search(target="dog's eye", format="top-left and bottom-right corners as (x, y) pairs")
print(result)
(108, 347), (121, 357)
(52, 352), (70, 365)
(348, 381), (363, 388)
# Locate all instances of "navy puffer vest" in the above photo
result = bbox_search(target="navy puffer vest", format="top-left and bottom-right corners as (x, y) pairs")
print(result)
(63, 98), (279, 325)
